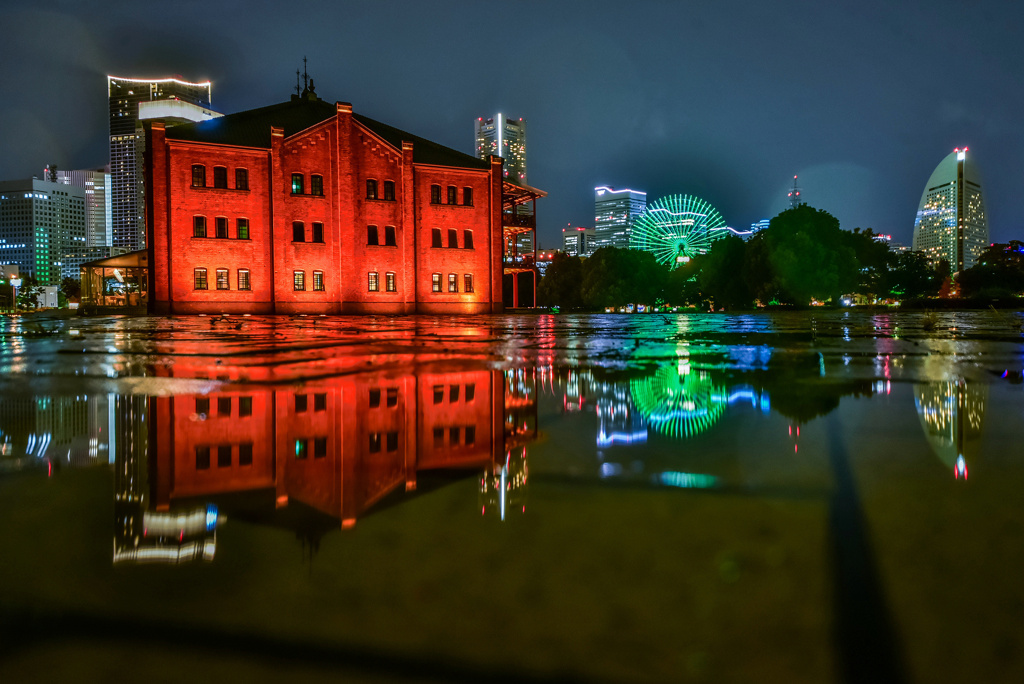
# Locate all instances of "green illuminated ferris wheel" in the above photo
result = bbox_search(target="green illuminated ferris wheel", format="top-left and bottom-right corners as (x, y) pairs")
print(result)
(630, 194), (728, 269)
(630, 361), (728, 439)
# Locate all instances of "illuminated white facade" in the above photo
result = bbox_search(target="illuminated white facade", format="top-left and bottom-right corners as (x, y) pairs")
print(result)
(562, 226), (595, 257)
(594, 186), (646, 251)
(912, 148), (988, 272)
(474, 114), (527, 184)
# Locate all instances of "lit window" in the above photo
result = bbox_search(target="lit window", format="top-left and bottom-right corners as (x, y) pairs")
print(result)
(383, 180), (395, 201)
(293, 270), (305, 291)
(216, 268), (229, 290)
(430, 184), (441, 204)
(431, 273), (442, 292)
(292, 221), (304, 242)
(193, 216), (207, 238)
(367, 225), (379, 245)
(448, 228), (458, 248)
(313, 270), (325, 291)
(463, 187), (473, 206)
(385, 272), (396, 292)
(192, 165), (205, 188)
(194, 268), (208, 290)
(215, 217), (228, 239)
(238, 269), (250, 291)
(464, 273), (474, 293)
(448, 273), (458, 292)
(310, 175), (323, 196)
(368, 272), (379, 291)
(236, 218), (249, 240)
(312, 222), (324, 243)
(447, 186), (457, 204)
(384, 225), (396, 246)
(235, 168), (248, 191)
(295, 439), (308, 459)
(213, 166), (227, 189)
(291, 173), (304, 195)
(431, 227), (442, 248)
(463, 229), (474, 249)
(366, 179), (378, 200)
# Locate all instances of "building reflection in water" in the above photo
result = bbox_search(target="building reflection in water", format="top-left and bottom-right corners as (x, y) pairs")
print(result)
(914, 378), (987, 479)
(0, 395), (110, 473)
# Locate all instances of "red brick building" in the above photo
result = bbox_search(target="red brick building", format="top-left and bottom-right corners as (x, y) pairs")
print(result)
(145, 91), (513, 314)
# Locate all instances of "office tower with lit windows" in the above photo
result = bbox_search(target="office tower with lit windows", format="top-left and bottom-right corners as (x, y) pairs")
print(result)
(0, 178), (86, 284)
(475, 114), (527, 184)
(562, 226), (595, 256)
(108, 76), (218, 252)
(594, 186), (646, 251)
(53, 168), (111, 250)
(912, 147), (988, 272)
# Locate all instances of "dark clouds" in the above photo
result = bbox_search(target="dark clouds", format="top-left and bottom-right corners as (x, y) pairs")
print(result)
(1, 0), (1022, 247)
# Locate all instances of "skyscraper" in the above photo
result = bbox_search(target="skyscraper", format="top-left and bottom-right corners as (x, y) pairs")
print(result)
(52, 167), (111, 250)
(594, 186), (646, 251)
(474, 114), (526, 184)
(913, 147), (988, 272)
(0, 177), (87, 285)
(108, 76), (217, 252)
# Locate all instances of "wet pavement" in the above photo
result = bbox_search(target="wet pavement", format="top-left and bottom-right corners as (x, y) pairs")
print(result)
(1, 311), (1023, 683)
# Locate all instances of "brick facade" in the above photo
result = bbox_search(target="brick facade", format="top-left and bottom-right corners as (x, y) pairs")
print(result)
(146, 96), (504, 314)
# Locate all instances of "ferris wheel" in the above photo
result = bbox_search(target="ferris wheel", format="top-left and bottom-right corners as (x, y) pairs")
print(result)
(630, 362), (728, 439)
(629, 194), (728, 269)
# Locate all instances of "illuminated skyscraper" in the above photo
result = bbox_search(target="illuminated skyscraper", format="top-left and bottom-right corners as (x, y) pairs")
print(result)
(562, 226), (596, 257)
(912, 147), (988, 272)
(108, 76), (218, 252)
(594, 186), (646, 251)
(474, 114), (527, 184)
(0, 177), (87, 284)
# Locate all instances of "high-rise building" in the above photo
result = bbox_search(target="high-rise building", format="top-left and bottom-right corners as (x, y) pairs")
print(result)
(52, 167), (112, 250)
(594, 186), (646, 251)
(749, 219), (770, 236)
(108, 76), (218, 252)
(912, 147), (988, 272)
(562, 226), (595, 257)
(475, 114), (526, 184)
(0, 178), (87, 284)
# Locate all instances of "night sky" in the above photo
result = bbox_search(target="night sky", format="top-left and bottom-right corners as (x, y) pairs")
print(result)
(3, 0), (1022, 249)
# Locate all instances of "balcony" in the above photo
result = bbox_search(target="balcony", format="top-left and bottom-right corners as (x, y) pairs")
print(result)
(502, 213), (535, 230)
(503, 254), (535, 270)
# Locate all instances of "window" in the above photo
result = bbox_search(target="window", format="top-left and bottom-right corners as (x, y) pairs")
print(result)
(463, 187), (473, 206)
(432, 273), (442, 292)
(386, 431), (398, 452)
(235, 168), (249, 191)
(464, 274), (474, 293)
(313, 271), (325, 291)
(216, 268), (229, 290)
(449, 427), (460, 444)
(430, 184), (441, 204)
(369, 389), (381, 407)
(366, 179), (378, 199)
(312, 222), (324, 243)
(384, 225), (396, 246)
(192, 165), (205, 187)
(465, 384), (475, 402)
(196, 397), (210, 415)
(196, 446), (210, 470)
(218, 444), (232, 467)
(236, 218), (249, 240)
(463, 229), (474, 249)
(238, 269), (251, 291)
(213, 166), (228, 189)
(383, 180), (395, 201)
(217, 397), (231, 415)
(293, 271), (305, 291)
(431, 227), (442, 248)
(194, 268), (208, 290)
(368, 272), (379, 291)
(447, 186), (457, 204)
(369, 433), (382, 453)
(239, 443), (253, 466)
(314, 437), (327, 458)
(465, 426), (476, 445)
(448, 228), (458, 248)
(314, 393), (327, 411)
(385, 272), (396, 292)
(311, 174), (323, 196)
(367, 225), (379, 245)
(433, 427), (444, 447)
(433, 385), (444, 404)
(386, 387), (398, 407)
(215, 217), (228, 239)
(295, 439), (308, 459)
(239, 396), (253, 416)
(448, 273), (458, 292)
(193, 216), (207, 238)
(295, 394), (308, 412)
(291, 173), (304, 195)
(293, 221), (304, 242)
(450, 385), (460, 402)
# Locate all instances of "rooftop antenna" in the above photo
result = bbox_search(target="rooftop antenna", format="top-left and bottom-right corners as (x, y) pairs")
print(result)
(302, 56), (309, 92)
(295, 69), (301, 96)
(788, 175), (802, 208)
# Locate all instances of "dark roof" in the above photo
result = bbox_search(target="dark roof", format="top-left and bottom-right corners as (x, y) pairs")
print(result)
(164, 97), (488, 170)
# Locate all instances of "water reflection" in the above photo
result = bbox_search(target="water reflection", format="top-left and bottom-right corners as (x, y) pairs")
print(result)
(914, 379), (987, 479)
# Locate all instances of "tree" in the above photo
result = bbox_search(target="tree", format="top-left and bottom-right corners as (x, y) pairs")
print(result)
(695, 235), (753, 309)
(580, 247), (669, 309)
(883, 251), (941, 299)
(957, 242), (1024, 298)
(537, 253), (584, 309)
(60, 277), (81, 301)
(15, 275), (43, 309)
